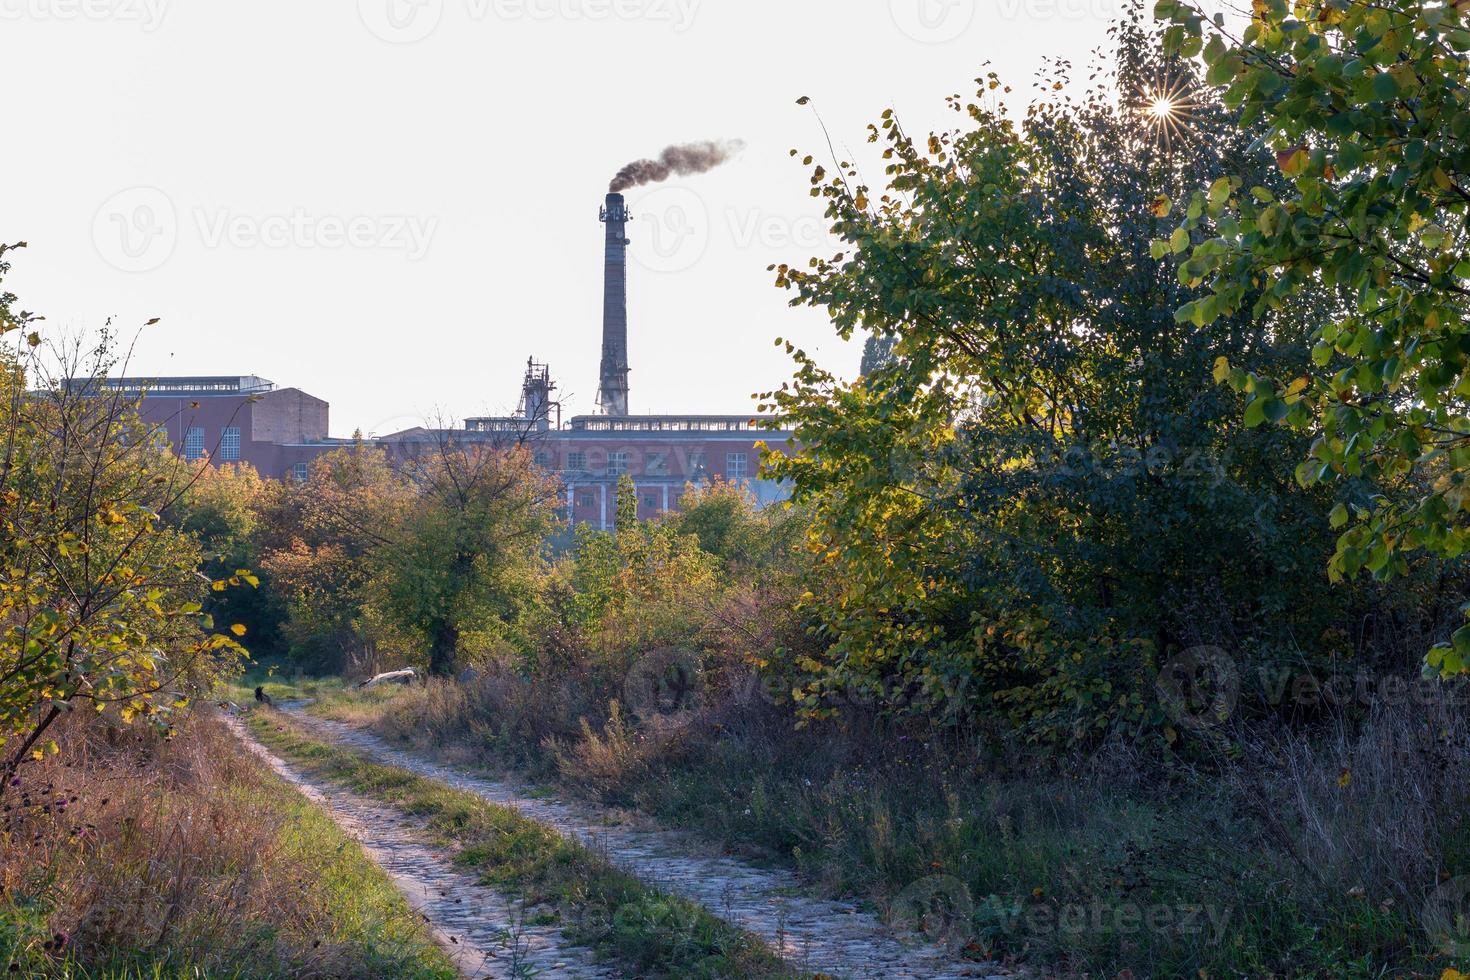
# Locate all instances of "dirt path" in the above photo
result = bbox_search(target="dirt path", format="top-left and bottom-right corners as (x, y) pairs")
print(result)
(288, 707), (1009, 980)
(223, 713), (618, 980)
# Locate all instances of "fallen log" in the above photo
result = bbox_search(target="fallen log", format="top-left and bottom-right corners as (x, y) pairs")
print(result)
(359, 668), (417, 688)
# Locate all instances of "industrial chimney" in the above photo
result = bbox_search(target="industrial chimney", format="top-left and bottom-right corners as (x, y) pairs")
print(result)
(597, 192), (631, 417)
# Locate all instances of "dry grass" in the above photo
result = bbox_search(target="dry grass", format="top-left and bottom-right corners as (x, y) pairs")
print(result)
(311, 667), (1470, 977)
(250, 709), (791, 979)
(0, 711), (454, 979)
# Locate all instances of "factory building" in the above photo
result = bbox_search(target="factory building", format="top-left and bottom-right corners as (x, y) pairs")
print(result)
(101, 190), (795, 526)
(83, 374), (350, 480)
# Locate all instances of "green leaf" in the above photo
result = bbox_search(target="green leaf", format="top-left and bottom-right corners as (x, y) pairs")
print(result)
(1372, 72), (1399, 101)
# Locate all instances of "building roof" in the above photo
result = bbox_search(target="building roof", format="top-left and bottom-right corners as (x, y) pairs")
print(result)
(567, 415), (784, 433)
(67, 375), (277, 397)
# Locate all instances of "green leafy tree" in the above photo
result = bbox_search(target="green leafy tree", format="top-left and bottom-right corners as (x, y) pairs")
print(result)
(760, 18), (1358, 743)
(173, 463), (288, 662)
(615, 473), (638, 532)
(1157, 0), (1470, 674)
(257, 440), (409, 673)
(371, 437), (561, 676)
(551, 509), (721, 669)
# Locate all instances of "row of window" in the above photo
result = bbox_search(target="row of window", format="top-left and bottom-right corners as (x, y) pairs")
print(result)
(573, 491), (670, 510)
(182, 426), (241, 462)
(548, 450), (746, 479)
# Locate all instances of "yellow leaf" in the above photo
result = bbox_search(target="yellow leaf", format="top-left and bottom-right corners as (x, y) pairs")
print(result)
(30, 749), (43, 761)
(230, 623), (247, 636)
(1337, 768), (1351, 788)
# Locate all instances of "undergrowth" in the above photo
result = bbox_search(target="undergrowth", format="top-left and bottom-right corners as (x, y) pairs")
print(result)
(248, 708), (792, 979)
(0, 712), (454, 979)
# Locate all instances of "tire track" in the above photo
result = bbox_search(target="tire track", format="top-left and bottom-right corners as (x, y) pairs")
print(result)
(223, 712), (618, 980)
(287, 707), (1010, 980)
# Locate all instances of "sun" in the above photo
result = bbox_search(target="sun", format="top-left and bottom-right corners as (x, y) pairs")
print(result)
(1137, 75), (1198, 151)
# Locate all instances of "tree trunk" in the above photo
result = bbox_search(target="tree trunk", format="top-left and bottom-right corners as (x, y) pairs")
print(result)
(428, 618), (459, 677)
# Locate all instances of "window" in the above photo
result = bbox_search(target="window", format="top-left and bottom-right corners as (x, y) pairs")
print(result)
(644, 494), (658, 508)
(533, 451), (550, 467)
(578, 493), (595, 508)
(726, 452), (747, 480)
(687, 451), (707, 475)
(646, 451), (667, 475)
(567, 451), (587, 470)
(607, 451), (629, 476)
(291, 462), (309, 482)
(184, 426), (205, 460)
(220, 426), (241, 461)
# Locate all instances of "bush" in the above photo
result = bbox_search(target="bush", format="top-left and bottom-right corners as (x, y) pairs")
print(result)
(0, 711), (451, 978)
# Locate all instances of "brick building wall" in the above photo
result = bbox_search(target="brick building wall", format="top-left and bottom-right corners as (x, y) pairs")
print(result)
(115, 377), (794, 522)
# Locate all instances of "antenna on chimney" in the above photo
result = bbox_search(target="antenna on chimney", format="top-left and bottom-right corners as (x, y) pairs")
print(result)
(597, 192), (631, 417)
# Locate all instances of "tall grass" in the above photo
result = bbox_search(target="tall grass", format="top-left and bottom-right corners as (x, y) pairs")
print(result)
(0, 712), (454, 979)
(316, 670), (1470, 977)
(250, 709), (790, 979)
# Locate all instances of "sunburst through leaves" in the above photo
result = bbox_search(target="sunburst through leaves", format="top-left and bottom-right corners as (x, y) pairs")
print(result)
(1136, 74), (1199, 151)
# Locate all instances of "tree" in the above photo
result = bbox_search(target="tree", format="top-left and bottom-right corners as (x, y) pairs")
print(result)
(1157, 0), (1470, 675)
(552, 500), (722, 669)
(370, 436), (561, 676)
(615, 473), (638, 532)
(759, 17), (1363, 743)
(173, 463), (287, 662)
(256, 439), (408, 674)
(0, 243), (245, 789)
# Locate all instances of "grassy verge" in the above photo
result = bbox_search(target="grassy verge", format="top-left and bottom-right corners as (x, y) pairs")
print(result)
(247, 708), (793, 979)
(221, 664), (348, 707)
(308, 677), (1470, 978)
(0, 712), (455, 979)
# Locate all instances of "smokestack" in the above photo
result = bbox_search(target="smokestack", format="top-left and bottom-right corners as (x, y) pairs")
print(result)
(597, 192), (630, 417)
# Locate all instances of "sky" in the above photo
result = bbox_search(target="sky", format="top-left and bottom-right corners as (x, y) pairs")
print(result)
(3, 0), (1141, 436)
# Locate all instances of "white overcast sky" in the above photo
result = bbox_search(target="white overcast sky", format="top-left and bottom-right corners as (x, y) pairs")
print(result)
(4, 0), (1139, 436)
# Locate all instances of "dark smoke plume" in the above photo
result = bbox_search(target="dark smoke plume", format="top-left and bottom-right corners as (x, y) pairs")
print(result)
(609, 139), (745, 192)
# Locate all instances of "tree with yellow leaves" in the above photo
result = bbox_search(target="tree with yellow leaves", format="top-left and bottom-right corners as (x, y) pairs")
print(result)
(0, 242), (246, 793)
